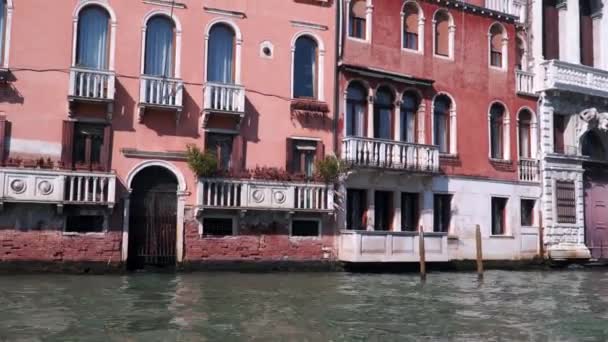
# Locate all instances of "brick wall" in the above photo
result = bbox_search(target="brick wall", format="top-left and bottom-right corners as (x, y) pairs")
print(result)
(183, 220), (337, 262)
(0, 230), (122, 263)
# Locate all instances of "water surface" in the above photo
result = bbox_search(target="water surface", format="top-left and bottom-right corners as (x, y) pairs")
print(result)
(1, 270), (608, 341)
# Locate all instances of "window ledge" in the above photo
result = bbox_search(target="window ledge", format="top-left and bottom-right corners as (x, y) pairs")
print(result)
(347, 36), (370, 44)
(433, 54), (454, 62)
(402, 48), (423, 55)
(489, 235), (515, 239)
(62, 232), (106, 237)
(447, 234), (459, 240)
(289, 236), (322, 240)
(489, 66), (507, 72)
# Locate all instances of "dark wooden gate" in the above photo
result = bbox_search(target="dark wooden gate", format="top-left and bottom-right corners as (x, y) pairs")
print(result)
(584, 168), (608, 259)
(128, 166), (178, 269)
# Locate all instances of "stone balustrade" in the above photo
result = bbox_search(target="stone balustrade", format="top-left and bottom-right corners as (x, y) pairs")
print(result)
(204, 82), (245, 113)
(342, 137), (440, 173)
(338, 230), (449, 262)
(0, 168), (116, 208)
(197, 178), (334, 212)
(484, 0), (523, 17)
(139, 75), (184, 108)
(541, 60), (608, 98)
(515, 70), (535, 96)
(68, 67), (115, 101)
(518, 158), (540, 182)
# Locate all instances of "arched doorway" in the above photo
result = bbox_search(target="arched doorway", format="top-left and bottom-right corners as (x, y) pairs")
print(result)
(582, 130), (608, 259)
(128, 166), (178, 269)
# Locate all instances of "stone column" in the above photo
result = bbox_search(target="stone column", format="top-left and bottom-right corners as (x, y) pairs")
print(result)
(393, 191), (402, 231)
(421, 189), (434, 232)
(366, 188), (375, 231)
(394, 100), (402, 141)
(367, 89), (375, 138)
(121, 190), (132, 262)
(176, 190), (189, 263)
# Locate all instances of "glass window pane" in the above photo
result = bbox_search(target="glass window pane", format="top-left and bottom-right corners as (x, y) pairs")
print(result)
(207, 24), (235, 83)
(76, 6), (109, 69)
(144, 16), (174, 76)
(294, 36), (317, 98)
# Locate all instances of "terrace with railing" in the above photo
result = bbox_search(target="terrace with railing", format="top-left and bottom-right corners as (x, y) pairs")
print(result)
(68, 67), (115, 108)
(197, 178), (334, 212)
(342, 137), (440, 174)
(138, 75), (184, 121)
(202, 82), (246, 127)
(518, 158), (540, 182)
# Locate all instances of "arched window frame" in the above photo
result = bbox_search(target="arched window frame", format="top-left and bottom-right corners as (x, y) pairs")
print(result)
(488, 101), (511, 160)
(488, 22), (508, 70)
(291, 31), (326, 101)
(515, 33), (528, 71)
(344, 80), (369, 137)
(140, 10), (182, 78)
(0, 0), (13, 69)
(71, 0), (116, 70)
(517, 107), (538, 160)
(204, 18), (243, 85)
(372, 85), (396, 140)
(431, 93), (457, 154)
(397, 89), (424, 143)
(345, 0), (372, 43)
(432, 9), (455, 60)
(401, 1), (425, 54)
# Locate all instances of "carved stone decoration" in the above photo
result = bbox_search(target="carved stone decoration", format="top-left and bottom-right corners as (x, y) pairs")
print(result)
(37, 180), (53, 195)
(9, 179), (26, 194)
(272, 190), (286, 204)
(251, 189), (265, 203)
(579, 107), (608, 131)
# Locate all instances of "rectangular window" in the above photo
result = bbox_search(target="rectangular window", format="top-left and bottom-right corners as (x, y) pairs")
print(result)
(403, 32), (418, 50)
(291, 220), (320, 237)
(202, 217), (234, 237)
(292, 139), (317, 178)
(401, 192), (419, 232)
(543, 0), (560, 60)
(206, 133), (234, 171)
(491, 197), (508, 235)
(433, 194), (452, 233)
(73, 123), (106, 171)
(65, 215), (105, 233)
(347, 189), (367, 230)
(556, 181), (576, 224)
(553, 115), (566, 154)
(350, 17), (366, 40)
(521, 199), (535, 227)
(374, 191), (393, 231)
(490, 51), (502, 68)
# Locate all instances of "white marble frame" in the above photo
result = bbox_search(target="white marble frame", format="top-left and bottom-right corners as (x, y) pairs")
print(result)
(290, 31), (326, 101)
(487, 100), (511, 161)
(203, 17), (243, 84)
(400, 0), (425, 55)
(431, 8), (455, 60)
(430, 92), (457, 155)
(516, 106), (538, 159)
(140, 9), (183, 78)
(71, 0), (117, 71)
(1, 0), (13, 69)
(487, 22), (508, 71)
(344, 0), (373, 43)
(123, 160), (188, 263)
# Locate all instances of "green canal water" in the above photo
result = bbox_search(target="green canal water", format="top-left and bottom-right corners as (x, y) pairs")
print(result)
(1, 270), (608, 341)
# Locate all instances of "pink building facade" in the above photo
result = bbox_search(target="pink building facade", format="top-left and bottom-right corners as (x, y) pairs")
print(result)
(0, 0), (337, 270)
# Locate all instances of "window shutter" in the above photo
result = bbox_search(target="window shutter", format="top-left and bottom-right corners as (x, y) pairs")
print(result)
(435, 16), (449, 56)
(286, 138), (294, 173)
(315, 140), (325, 162)
(0, 116), (6, 165)
(230, 135), (243, 172)
(543, 0), (560, 60)
(100, 125), (112, 171)
(580, 2), (594, 67)
(61, 120), (75, 169)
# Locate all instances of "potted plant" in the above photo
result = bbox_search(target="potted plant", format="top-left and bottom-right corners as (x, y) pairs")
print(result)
(315, 155), (347, 184)
(186, 144), (218, 178)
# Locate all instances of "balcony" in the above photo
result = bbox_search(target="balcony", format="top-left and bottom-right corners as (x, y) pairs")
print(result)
(68, 67), (116, 116)
(516, 70), (535, 96)
(338, 230), (449, 263)
(342, 137), (440, 174)
(0, 167), (116, 211)
(541, 60), (608, 98)
(202, 82), (246, 128)
(484, 0), (523, 17)
(197, 178), (334, 213)
(518, 158), (540, 182)
(138, 75), (184, 123)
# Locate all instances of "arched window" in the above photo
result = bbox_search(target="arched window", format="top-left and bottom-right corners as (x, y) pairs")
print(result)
(489, 23), (506, 68)
(144, 16), (175, 77)
(518, 110), (532, 158)
(433, 95), (451, 153)
(490, 103), (506, 159)
(516, 36), (525, 70)
(346, 82), (367, 137)
(0, 0), (9, 67)
(374, 87), (393, 139)
(401, 92), (419, 143)
(434, 10), (452, 57)
(402, 2), (421, 51)
(76, 6), (110, 69)
(349, 0), (367, 40)
(207, 24), (235, 84)
(293, 36), (318, 99)
(582, 131), (606, 160)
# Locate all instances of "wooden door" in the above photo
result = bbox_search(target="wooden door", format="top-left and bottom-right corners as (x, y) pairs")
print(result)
(585, 171), (608, 259)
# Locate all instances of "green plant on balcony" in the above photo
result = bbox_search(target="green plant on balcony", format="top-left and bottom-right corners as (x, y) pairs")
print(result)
(186, 144), (218, 178)
(315, 155), (347, 183)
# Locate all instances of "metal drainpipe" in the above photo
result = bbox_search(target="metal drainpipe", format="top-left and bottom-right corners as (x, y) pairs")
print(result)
(332, 0), (343, 154)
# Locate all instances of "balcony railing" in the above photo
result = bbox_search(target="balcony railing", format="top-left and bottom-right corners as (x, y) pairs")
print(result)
(204, 82), (245, 113)
(516, 70), (535, 96)
(342, 137), (440, 173)
(518, 158), (540, 182)
(484, 0), (522, 17)
(198, 178), (334, 212)
(541, 60), (608, 98)
(139, 75), (184, 108)
(68, 67), (115, 101)
(0, 168), (116, 208)
(338, 230), (449, 263)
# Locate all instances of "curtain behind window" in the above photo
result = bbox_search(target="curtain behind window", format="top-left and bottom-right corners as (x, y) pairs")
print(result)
(434, 97), (449, 153)
(76, 7), (109, 69)
(144, 16), (174, 77)
(490, 105), (504, 159)
(207, 24), (235, 83)
(346, 84), (366, 136)
(401, 93), (418, 143)
(0, 1), (5, 63)
(294, 36), (317, 98)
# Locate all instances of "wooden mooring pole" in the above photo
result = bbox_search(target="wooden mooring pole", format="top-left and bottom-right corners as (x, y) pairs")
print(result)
(538, 212), (545, 260)
(419, 225), (426, 281)
(475, 224), (484, 279)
